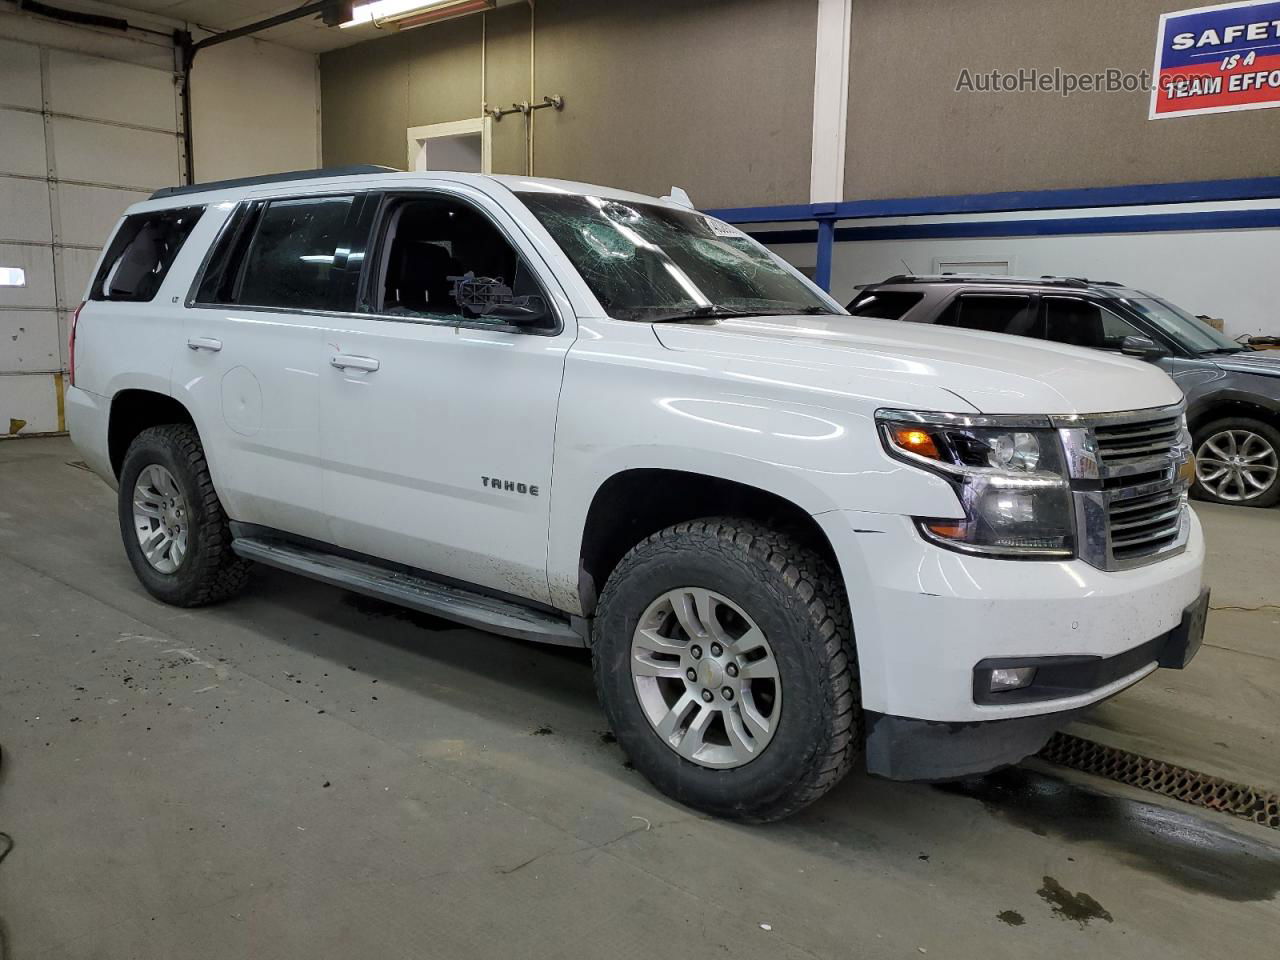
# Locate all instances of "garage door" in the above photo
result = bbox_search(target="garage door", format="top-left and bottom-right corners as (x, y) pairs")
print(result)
(0, 35), (183, 436)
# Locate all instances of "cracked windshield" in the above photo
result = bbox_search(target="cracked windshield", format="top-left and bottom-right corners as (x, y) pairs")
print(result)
(518, 192), (841, 322)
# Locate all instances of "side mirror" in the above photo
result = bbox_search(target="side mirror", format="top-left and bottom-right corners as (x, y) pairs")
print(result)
(481, 297), (549, 327)
(1120, 335), (1169, 361)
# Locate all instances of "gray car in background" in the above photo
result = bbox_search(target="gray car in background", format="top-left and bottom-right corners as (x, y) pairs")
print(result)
(848, 275), (1280, 507)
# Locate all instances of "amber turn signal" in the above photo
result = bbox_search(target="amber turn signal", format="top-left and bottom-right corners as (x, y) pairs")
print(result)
(893, 427), (940, 460)
(924, 520), (968, 539)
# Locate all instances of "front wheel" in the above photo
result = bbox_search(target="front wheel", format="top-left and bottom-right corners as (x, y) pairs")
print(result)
(592, 519), (861, 821)
(1193, 417), (1280, 507)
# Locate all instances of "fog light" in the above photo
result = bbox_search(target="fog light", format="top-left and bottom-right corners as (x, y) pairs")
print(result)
(989, 667), (1036, 692)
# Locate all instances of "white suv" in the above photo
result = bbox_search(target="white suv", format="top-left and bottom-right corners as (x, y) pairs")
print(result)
(67, 167), (1208, 820)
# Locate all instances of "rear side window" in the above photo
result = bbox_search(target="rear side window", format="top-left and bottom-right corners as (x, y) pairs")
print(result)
(935, 294), (1040, 337)
(195, 194), (370, 312)
(847, 290), (924, 319)
(92, 206), (204, 302)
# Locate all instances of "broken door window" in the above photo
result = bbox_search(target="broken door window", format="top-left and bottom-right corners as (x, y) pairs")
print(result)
(370, 196), (547, 325)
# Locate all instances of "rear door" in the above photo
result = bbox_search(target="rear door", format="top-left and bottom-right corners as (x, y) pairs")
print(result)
(174, 191), (376, 540)
(315, 184), (575, 603)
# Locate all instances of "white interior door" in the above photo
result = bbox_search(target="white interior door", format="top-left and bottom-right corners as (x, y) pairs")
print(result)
(407, 118), (492, 174)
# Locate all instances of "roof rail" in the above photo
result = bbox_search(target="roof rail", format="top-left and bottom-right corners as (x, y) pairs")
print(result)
(149, 164), (400, 200)
(879, 274), (1132, 290)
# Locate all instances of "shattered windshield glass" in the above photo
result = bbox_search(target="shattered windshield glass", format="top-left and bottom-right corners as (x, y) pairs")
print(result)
(517, 192), (840, 322)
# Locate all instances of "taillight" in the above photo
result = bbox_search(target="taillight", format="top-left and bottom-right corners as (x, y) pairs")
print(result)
(68, 301), (84, 388)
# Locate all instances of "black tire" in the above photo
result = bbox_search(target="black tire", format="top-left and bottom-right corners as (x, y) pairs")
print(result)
(117, 424), (251, 606)
(1191, 417), (1280, 508)
(592, 518), (861, 821)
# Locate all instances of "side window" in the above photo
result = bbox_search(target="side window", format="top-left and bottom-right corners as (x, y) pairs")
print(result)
(206, 195), (369, 311)
(369, 195), (548, 326)
(1043, 298), (1143, 350)
(91, 206), (204, 302)
(935, 294), (1039, 336)
(847, 290), (924, 320)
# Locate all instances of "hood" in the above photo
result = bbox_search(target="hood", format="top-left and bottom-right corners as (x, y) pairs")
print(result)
(653, 315), (1183, 416)
(1210, 350), (1280, 379)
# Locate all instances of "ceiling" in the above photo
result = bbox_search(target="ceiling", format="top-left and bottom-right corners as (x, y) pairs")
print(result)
(109, 1), (376, 53)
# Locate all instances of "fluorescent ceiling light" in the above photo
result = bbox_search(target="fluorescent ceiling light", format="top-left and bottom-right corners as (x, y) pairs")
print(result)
(341, 0), (488, 28)
(0, 267), (26, 287)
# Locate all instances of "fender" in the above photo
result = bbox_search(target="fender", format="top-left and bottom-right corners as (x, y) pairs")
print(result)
(547, 324), (966, 613)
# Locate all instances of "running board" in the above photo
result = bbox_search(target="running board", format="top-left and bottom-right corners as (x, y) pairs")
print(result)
(231, 537), (584, 647)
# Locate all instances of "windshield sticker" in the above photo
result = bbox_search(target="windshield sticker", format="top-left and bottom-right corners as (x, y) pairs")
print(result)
(703, 216), (744, 239)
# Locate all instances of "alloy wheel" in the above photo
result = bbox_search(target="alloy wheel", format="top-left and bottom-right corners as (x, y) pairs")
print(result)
(630, 587), (781, 769)
(132, 464), (190, 574)
(1196, 429), (1279, 502)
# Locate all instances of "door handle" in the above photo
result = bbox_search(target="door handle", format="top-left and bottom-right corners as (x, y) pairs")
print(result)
(330, 354), (380, 373)
(187, 337), (222, 352)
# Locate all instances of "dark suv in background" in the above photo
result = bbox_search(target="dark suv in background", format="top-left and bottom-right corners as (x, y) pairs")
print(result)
(849, 275), (1280, 507)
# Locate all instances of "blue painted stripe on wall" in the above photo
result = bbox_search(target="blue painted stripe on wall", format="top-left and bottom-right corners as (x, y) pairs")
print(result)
(706, 175), (1280, 224)
(749, 209), (1280, 245)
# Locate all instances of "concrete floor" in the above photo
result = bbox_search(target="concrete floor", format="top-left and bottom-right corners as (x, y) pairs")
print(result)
(0, 436), (1277, 959)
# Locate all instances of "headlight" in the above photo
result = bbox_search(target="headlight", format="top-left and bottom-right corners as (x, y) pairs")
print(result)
(877, 410), (1075, 559)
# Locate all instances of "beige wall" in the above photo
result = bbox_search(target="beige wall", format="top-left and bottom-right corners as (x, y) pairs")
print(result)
(320, 0), (817, 208)
(844, 0), (1280, 200)
(192, 37), (320, 181)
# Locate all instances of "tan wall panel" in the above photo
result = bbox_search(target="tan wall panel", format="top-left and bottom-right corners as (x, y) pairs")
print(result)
(55, 246), (100, 310)
(321, 34), (414, 169)
(0, 176), (53, 244)
(845, 0), (1280, 200)
(56, 184), (148, 249)
(406, 15), (485, 130)
(485, 4), (531, 176)
(0, 311), (61, 372)
(0, 373), (61, 434)
(0, 108), (48, 176)
(46, 48), (177, 131)
(191, 37), (320, 182)
(50, 117), (180, 189)
(0, 37), (43, 109)
(321, 0), (816, 206)
(531, 0), (816, 206)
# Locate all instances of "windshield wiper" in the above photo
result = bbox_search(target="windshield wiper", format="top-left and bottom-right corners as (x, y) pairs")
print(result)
(646, 304), (836, 323)
(646, 305), (767, 324)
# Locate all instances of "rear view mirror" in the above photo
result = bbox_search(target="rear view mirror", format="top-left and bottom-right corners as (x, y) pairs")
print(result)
(1120, 335), (1169, 361)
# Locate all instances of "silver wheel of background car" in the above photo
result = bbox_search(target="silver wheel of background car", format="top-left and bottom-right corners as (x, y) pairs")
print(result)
(132, 463), (189, 574)
(1196, 429), (1279, 502)
(630, 587), (781, 769)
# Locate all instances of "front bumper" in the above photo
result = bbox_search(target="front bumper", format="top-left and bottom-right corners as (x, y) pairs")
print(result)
(815, 508), (1206, 724)
(863, 588), (1209, 780)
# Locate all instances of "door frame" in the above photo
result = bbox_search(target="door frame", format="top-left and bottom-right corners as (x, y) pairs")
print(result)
(407, 118), (493, 174)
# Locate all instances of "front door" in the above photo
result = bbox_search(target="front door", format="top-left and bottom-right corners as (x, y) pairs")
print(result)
(317, 186), (574, 604)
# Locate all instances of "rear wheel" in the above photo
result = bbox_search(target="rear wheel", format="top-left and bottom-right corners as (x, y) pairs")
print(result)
(592, 518), (861, 821)
(118, 424), (250, 606)
(1193, 417), (1280, 507)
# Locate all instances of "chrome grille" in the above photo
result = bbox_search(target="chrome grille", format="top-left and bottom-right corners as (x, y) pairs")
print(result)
(1106, 486), (1184, 563)
(1094, 415), (1182, 467)
(1055, 404), (1192, 571)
